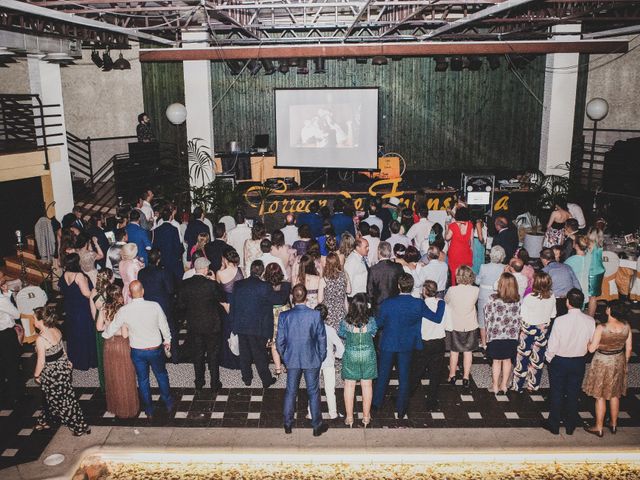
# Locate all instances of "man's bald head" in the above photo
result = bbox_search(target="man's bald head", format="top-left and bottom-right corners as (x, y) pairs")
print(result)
(129, 280), (144, 299)
(509, 258), (524, 273)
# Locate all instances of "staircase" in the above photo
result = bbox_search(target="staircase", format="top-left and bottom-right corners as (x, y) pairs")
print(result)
(1, 236), (56, 288)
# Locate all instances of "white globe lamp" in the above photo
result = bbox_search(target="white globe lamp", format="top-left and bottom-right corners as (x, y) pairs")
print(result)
(165, 102), (187, 125)
(586, 98), (609, 122)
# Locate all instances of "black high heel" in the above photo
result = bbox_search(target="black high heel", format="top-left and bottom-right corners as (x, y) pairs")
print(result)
(448, 376), (457, 385)
(462, 378), (470, 389)
(608, 424), (617, 434)
(583, 426), (603, 438)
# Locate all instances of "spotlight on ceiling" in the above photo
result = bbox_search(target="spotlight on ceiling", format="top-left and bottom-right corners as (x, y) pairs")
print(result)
(434, 56), (448, 72)
(247, 59), (262, 76)
(372, 55), (387, 66)
(91, 49), (103, 68)
(466, 56), (482, 71)
(449, 56), (463, 71)
(486, 55), (501, 70)
(297, 59), (309, 74)
(313, 58), (326, 74)
(102, 50), (114, 71)
(355, 57), (368, 64)
(113, 52), (131, 70)
(261, 59), (276, 75)
(227, 60), (244, 75)
(278, 60), (290, 74)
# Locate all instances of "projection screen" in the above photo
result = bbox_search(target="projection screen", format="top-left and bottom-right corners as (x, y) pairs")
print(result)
(275, 88), (379, 169)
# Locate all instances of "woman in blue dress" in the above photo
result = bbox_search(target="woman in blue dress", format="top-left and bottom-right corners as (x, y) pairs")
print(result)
(472, 218), (487, 275)
(58, 253), (97, 371)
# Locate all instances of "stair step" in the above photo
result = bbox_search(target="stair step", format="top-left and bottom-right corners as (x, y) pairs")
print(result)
(4, 256), (51, 278)
(0, 268), (49, 287)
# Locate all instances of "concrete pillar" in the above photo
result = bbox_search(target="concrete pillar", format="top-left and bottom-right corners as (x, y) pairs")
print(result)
(182, 30), (215, 188)
(538, 25), (581, 177)
(27, 55), (74, 219)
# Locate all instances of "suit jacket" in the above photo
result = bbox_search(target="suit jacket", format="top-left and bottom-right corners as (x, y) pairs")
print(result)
(367, 259), (403, 312)
(138, 264), (175, 318)
(152, 222), (184, 281)
(184, 219), (211, 261)
(177, 274), (225, 335)
(230, 276), (288, 338)
(331, 213), (355, 240)
(296, 212), (324, 240)
(125, 222), (151, 264)
(377, 294), (445, 352)
(276, 304), (327, 369)
(492, 227), (519, 261)
(204, 239), (232, 273)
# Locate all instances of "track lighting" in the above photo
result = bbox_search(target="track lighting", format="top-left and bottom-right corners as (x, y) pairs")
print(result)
(113, 52), (131, 70)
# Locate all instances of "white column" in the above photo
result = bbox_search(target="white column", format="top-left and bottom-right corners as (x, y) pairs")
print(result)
(538, 25), (581, 177)
(182, 30), (215, 188)
(27, 55), (74, 219)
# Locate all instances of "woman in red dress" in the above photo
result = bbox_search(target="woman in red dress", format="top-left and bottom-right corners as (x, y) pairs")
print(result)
(446, 207), (473, 286)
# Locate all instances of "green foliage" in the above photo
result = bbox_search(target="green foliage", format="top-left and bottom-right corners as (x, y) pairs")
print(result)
(524, 163), (577, 231)
(187, 138), (214, 185)
(190, 178), (246, 220)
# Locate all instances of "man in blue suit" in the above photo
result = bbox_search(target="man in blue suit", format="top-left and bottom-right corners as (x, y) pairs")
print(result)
(372, 273), (445, 419)
(277, 284), (328, 437)
(125, 209), (152, 265)
(152, 208), (184, 283)
(330, 198), (355, 241)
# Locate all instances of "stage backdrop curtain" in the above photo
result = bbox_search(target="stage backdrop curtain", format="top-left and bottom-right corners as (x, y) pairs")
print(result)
(209, 57), (546, 171)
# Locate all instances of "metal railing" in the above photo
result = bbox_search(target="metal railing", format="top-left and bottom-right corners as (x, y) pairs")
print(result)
(0, 94), (65, 168)
(67, 131), (93, 182)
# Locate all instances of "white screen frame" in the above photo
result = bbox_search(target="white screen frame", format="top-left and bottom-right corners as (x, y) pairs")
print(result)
(274, 88), (379, 170)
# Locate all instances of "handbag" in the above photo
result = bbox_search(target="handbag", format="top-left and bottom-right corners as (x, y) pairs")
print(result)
(228, 332), (240, 356)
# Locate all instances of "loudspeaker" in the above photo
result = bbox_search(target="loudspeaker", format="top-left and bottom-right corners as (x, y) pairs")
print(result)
(461, 173), (495, 218)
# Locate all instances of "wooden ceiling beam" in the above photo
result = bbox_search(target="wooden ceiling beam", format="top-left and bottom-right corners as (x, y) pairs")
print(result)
(140, 39), (628, 61)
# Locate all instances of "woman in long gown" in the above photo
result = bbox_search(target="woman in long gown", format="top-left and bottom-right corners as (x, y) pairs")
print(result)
(33, 307), (90, 435)
(587, 227), (606, 317)
(264, 263), (291, 376)
(543, 199), (572, 248)
(119, 243), (144, 304)
(76, 232), (103, 287)
(445, 208), (473, 287)
(216, 249), (244, 369)
(89, 268), (114, 392)
(582, 302), (633, 437)
(564, 235), (592, 306)
(58, 253), (97, 371)
(318, 252), (351, 330)
(339, 293), (377, 428)
(471, 218), (487, 276)
(96, 284), (139, 418)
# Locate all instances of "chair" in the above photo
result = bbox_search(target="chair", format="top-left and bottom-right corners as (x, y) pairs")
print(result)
(597, 251), (619, 302)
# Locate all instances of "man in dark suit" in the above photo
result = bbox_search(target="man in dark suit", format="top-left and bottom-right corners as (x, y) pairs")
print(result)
(296, 202), (324, 240)
(204, 223), (232, 273)
(138, 249), (178, 362)
(184, 206), (211, 261)
(561, 218), (579, 261)
(492, 216), (519, 262)
(367, 241), (403, 313)
(276, 284), (328, 437)
(177, 257), (226, 391)
(330, 198), (355, 240)
(230, 260), (288, 388)
(372, 273), (445, 419)
(125, 209), (152, 265)
(153, 208), (184, 283)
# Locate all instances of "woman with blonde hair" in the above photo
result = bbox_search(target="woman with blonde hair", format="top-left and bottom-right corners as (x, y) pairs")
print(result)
(445, 265), (480, 388)
(190, 232), (209, 266)
(318, 252), (351, 329)
(89, 268), (114, 392)
(338, 232), (356, 262)
(512, 272), (556, 392)
(119, 243), (143, 304)
(484, 272), (521, 394)
(96, 284), (139, 418)
(587, 227), (605, 317)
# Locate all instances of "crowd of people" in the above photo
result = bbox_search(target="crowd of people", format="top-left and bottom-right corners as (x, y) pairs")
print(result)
(0, 190), (633, 439)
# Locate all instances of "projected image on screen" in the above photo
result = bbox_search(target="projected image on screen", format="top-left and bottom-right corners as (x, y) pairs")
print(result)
(275, 88), (378, 170)
(291, 104), (360, 149)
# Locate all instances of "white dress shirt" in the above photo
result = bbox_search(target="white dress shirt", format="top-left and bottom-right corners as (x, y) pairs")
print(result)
(103, 298), (171, 349)
(258, 252), (288, 280)
(387, 233), (410, 254)
(182, 268), (196, 280)
(321, 324), (345, 369)
(344, 251), (368, 297)
(219, 215), (236, 234)
(0, 292), (19, 331)
(363, 215), (383, 232)
(364, 235), (380, 266)
(546, 308), (595, 361)
(202, 217), (214, 237)
(227, 223), (252, 267)
(418, 259), (448, 292)
(140, 200), (154, 223)
(407, 218), (434, 248)
(421, 297), (449, 341)
(567, 203), (586, 229)
(281, 225), (300, 247)
(521, 294), (557, 326)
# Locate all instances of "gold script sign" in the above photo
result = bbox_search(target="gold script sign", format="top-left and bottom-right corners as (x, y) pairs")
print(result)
(244, 178), (510, 217)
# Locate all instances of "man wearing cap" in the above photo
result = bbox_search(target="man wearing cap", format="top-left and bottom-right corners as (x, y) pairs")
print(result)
(177, 257), (226, 391)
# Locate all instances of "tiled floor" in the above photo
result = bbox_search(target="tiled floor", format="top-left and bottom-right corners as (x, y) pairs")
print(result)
(1, 301), (638, 470)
